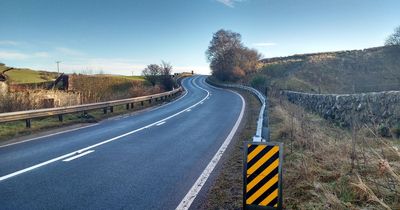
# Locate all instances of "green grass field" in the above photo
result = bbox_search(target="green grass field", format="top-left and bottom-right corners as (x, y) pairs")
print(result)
(113, 75), (145, 81)
(1, 65), (58, 84)
(1, 64), (145, 84)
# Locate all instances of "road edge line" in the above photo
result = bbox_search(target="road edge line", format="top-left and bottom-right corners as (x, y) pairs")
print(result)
(176, 89), (246, 210)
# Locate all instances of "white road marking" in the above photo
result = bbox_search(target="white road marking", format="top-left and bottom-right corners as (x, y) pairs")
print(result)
(0, 78), (191, 149)
(156, 121), (166, 126)
(176, 82), (246, 210)
(0, 124), (99, 149)
(0, 76), (210, 182)
(62, 150), (94, 162)
(186, 109), (191, 112)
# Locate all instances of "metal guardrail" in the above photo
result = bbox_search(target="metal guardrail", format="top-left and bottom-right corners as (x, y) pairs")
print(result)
(206, 78), (269, 142)
(0, 87), (182, 128)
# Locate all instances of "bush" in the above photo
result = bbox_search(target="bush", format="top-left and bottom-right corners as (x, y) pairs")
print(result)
(251, 75), (267, 90)
(390, 123), (400, 139)
(378, 124), (392, 137)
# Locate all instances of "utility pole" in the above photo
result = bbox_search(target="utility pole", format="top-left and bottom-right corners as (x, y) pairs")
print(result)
(56, 61), (61, 74)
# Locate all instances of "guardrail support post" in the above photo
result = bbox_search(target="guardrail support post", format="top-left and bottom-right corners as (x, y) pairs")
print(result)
(58, 114), (63, 122)
(141, 101), (144, 106)
(110, 106), (114, 113)
(148, 99), (152, 104)
(126, 104), (130, 110)
(26, 119), (31, 128)
(130, 103), (134, 109)
(103, 108), (107, 114)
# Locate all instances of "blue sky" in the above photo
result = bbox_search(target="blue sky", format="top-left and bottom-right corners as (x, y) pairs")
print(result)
(0, 0), (399, 75)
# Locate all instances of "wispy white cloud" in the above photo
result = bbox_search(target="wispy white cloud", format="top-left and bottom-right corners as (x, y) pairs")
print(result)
(55, 47), (85, 56)
(216, 0), (244, 8)
(33, 52), (50, 58)
(0, 51), (29, 60)
(0, 40), (21, 46)
(0, 50), (51, 60)
(252, 42), (277, 47)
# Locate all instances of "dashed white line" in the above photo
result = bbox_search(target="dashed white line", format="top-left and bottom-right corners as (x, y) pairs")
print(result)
(62, 150), (95, 162)
(156, 121), (166, 126)
(0, 76), (210, 182)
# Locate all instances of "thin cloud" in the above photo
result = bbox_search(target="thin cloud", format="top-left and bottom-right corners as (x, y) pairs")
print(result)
(0, 50), (51, 60)
(0, 40), (20, 46)
(0, 51), (29, 60)
(252, 42), (277, 47)
(56, 47), (85, 56)
(33, 52), (50, 58)
(216, 0), (244, 8)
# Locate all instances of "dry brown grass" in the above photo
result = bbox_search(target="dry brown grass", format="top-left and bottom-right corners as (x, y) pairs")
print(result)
(270, 94), (400, 209)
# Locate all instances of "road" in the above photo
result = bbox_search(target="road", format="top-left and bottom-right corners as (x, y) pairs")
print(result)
(0, 76), (244, 210)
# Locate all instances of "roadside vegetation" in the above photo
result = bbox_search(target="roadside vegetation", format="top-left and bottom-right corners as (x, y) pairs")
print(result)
(203, 26), (400, 209)
(269, 93), (399, 209)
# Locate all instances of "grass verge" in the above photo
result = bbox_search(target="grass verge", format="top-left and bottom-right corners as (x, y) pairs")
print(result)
(198, 88), (400, 209)
(269, 94), (400, 209)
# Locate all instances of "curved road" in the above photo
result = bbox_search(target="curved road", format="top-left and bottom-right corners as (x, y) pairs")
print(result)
(0, 76), (244, 209)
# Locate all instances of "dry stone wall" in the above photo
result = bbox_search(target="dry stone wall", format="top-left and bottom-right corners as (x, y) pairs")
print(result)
(282, 90), (400, 128)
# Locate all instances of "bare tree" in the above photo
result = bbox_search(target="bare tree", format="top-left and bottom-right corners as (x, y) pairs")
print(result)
(385, 26), (400, 46)
(160, 61), (175, 91)
(142, 64), (161, 86)
(206, 29), (262, 81)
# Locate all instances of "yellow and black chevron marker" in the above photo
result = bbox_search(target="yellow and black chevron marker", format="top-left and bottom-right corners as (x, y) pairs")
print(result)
(244, 142), (283, 210)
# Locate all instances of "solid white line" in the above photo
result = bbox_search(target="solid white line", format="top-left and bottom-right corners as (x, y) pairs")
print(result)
(0, 124), (99, 149)
(62, 150), (94, 162)
(186, 109), (191, 112)
(0, 76), (210, 182)
(176, 84), (246, 210)
(156, 121), (166, 126)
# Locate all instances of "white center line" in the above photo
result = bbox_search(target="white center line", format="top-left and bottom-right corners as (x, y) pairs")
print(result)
(156, 121), (166, 126)
(0, 76), (210, 182)
(62, 150), (95, 162)
(186, 109), (191, 112)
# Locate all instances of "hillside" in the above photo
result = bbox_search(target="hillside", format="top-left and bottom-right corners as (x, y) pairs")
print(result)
(0, 64), (145, 84)
(256, 46), (400, 93)
(0, 64), (58, 84)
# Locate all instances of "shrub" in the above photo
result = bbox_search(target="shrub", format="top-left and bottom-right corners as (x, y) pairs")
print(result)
(251, 75), (267, 90)
(378, 124), (392, 137)
(390, 123), (400, 139)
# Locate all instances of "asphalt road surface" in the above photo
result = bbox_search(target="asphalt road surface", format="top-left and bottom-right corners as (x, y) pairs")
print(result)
(0, 75), (244, 210)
